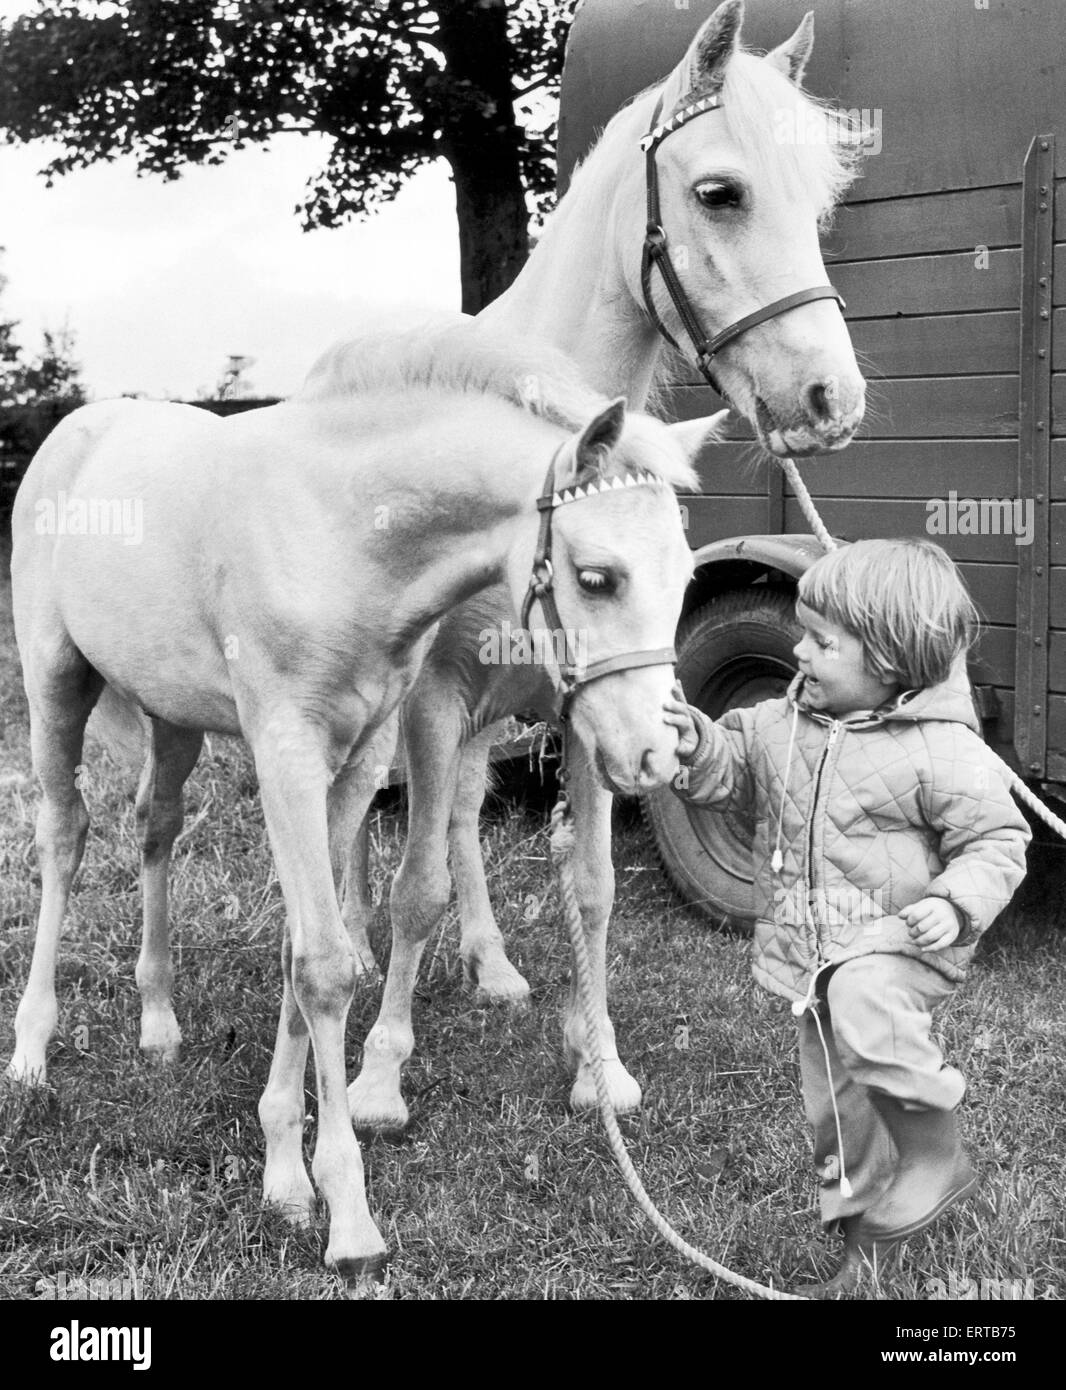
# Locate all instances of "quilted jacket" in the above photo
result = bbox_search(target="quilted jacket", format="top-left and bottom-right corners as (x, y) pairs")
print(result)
(673, 671), (1031, 1004)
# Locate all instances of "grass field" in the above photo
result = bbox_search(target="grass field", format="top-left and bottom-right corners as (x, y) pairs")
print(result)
(1, 555), (1065, 1303)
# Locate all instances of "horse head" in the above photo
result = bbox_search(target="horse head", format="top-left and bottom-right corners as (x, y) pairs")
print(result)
(511, 399), (726, 794)
(627, 0), (866, 456)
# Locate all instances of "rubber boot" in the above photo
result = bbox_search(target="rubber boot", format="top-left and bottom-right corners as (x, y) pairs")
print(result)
(796, 1217), (871, 1299)
(857, 1095), (977, 1244)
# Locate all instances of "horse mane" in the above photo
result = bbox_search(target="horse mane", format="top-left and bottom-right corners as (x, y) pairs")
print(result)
(297, 316), (700, 493)
(719, 51), (865, 228)
(299, 316), (602, 427)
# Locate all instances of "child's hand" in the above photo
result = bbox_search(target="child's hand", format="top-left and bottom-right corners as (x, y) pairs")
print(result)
(662, 682), (700, 760)
(899, 898), (963, 951)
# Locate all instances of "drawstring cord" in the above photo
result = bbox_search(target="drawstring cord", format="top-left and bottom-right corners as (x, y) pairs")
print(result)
(806, 1001), (854, 1200)
(790, 965), (853, 1200)
(771, 702), (800, 874)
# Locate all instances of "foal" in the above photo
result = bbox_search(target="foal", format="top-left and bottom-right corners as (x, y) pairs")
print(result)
(7, 321), (717, 1272)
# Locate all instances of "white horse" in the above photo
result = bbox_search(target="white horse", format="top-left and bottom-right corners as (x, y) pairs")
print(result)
(345, 0), (869, 1127)
(6, 320), (722, 1274)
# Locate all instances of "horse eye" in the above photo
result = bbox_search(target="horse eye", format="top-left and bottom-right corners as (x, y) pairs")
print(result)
(695, 180), (743, 210)
(577, 568), (613, 594)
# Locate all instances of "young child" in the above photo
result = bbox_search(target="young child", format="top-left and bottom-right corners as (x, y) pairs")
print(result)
(663, 538), (1030, 1295)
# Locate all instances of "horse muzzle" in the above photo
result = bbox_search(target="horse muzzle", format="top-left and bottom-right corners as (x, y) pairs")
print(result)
(753, 376), (866, 458)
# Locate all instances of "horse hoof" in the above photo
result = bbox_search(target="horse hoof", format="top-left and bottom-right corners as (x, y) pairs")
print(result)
(569, 1062), (643, 1115)
(140, 1014), (182, 1063)
(465, 955), (531, 1009)
(263, 1179), (316, 1228)
(474, 982), (532, 1013)
(273, 1202), (314, 1230)
(5, 1057), (47, 1087)
(348, 1085), (409, 1134)
(331, 1250), (389, 1284)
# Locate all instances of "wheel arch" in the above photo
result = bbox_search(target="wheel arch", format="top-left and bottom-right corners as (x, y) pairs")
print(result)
(680, 534), (824, 624)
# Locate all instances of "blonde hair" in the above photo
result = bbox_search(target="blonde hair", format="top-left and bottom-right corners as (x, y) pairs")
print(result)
(797, 539), (979, 689)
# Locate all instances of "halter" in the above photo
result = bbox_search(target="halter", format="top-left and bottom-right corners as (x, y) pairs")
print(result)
(519, 449), (678, 726)
(639, 89), (846, 397)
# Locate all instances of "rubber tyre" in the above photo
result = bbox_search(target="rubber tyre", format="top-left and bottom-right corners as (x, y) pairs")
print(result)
(642, 589), (801, 930)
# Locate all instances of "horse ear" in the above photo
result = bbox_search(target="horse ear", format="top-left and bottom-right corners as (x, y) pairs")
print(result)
(562, 397), (627, 482)
(685, 0), (744, 93)
(667, 410), (731, 460)
(766, 10), (815, 86)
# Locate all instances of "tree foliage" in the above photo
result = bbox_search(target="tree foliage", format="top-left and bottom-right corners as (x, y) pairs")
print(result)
(0, 254), (85, 408)
(0, 0), (577, 310)
(0, 253), (86, 514)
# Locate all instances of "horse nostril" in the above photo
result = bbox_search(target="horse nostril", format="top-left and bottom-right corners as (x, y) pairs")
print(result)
(641, 749), (659, 780)
(806, 376), (841, 426)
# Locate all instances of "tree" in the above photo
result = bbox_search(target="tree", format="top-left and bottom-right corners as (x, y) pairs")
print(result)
(0, 262), (25, 405)
(0, 252), (86, 408)
(0, 0), (577, 313)
(0, 253), (86, 513)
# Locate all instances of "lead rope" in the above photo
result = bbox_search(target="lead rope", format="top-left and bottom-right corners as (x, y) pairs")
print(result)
(553, 451), (1065, 1301)
(550, 792), (803, 1300)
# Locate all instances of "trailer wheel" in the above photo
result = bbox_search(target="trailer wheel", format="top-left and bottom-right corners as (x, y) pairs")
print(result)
(642, 588), (800, 930)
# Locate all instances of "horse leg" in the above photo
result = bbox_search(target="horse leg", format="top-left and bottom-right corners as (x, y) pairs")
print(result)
(257, 922), (316, 1223)
(327, 711), (399, 976)
(451, 728), (531, 1005)
(561, 743), (642, 1113)
(253, 718), (386, 1273)
(348, 700), (463, 1131)
(134, 719), (203, 1062)
(7, 645), (102, 1083)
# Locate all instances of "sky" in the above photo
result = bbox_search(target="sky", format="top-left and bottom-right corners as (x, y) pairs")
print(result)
(0, 5), (461, 401)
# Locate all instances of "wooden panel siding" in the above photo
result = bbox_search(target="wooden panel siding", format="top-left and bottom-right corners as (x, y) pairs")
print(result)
(958, 564), (1023, 627)
(662, 380), (1019, 438)
(668, 379), (1019, 439)
(1047, 507), (1066, 561)
(824, 187), (1021, 263)
(671, 317), (1021, 385)
(1050, 570), (1066, 627)
(780, 499), (1035, 563)
(679, 497), (767, 550)
(559, 3), (1066, 202)
(1053, 375), (1066, 433)
(1050, 441), (1066, 495)
(1048, 698), (1066, 776)
(848, 314), (1019, 378)
(1050, 634), (1066, 693)
(832, 251), (1019, 317)
(1055, 311), (1066, 370)
(970, 626), (1016, 689)
(686, 440), (1023, 500)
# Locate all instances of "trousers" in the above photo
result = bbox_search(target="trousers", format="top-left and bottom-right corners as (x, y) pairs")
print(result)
(796, 953), (967, 1226)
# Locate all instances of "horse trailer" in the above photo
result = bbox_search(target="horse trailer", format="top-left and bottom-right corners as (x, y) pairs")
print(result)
(557, 0), (1065, 922)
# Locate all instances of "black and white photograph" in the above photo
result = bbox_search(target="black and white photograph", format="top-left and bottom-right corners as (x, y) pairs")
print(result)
(0, 0), (1062, 1335)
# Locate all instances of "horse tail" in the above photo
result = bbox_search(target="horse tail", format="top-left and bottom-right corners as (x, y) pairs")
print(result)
(86, 685), (149, 771)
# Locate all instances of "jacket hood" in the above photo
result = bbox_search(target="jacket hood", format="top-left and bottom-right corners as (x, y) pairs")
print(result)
(787, 654), (980, 734)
